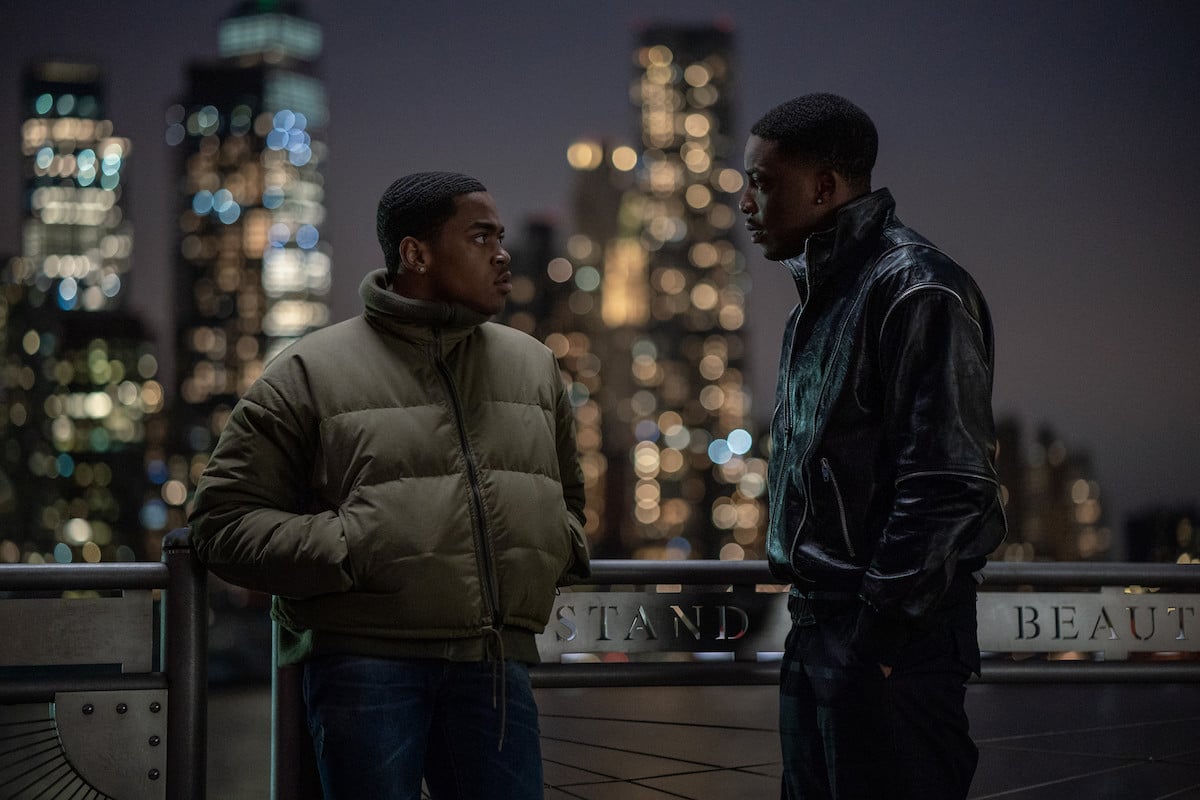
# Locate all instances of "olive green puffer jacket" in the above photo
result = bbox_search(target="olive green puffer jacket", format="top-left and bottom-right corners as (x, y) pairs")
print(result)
(190, 270), (589, 664)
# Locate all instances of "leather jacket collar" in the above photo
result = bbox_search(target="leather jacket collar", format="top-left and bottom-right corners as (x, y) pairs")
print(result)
(781, 188), (897, 298)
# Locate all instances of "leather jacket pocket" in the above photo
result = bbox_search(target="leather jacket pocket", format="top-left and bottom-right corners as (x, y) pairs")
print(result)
(819, 457), (856, 559)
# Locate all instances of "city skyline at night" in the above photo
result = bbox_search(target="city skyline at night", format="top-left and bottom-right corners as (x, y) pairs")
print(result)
(499, 23), (770, 562)
(1, 1), (1197, 548)
(165, 0), (332, 537)
(0, 59), (166, 563)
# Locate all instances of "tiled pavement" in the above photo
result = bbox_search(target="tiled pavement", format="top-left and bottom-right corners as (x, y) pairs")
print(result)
(209, 681), (1200, 799)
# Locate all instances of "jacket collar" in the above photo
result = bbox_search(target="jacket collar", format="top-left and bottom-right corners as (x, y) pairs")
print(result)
(781, 188), (896, 297)
(359, 269), (489, 343)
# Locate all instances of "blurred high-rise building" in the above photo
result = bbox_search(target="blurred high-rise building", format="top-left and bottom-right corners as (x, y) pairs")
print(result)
(0, 61), (165, 564)
(616, 22), (765, 561)
(992, 419), (1112, 562)
(165, 0), (330, 530)
(503, 151), (632, 555)
(500, 22), (765, 561)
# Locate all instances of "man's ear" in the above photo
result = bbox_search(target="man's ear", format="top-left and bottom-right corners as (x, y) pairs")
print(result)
(399, 236), (429, 275)
(814, 168), (839, 206)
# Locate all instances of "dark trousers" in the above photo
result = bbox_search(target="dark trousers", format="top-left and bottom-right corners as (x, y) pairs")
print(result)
(303, 655), (544, 800)
(779, 587), (980, 800)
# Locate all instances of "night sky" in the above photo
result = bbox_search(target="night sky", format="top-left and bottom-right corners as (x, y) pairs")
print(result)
(2, 1), (1198, 540)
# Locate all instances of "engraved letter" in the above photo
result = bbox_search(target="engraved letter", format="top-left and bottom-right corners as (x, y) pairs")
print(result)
(1053, 606), (1079, 640)
(1089, 608), (1119, 641)
(625, 606), (658, 641)
(1167, 606), (1196, 641)
(589, 605), (619, 641)
(1127, 606), (1156, 641)
(554, 604), (578, 642)
(718, 605), (749, 641)
(1016, 606), (1040, 639)
(671, 605), (703, 640)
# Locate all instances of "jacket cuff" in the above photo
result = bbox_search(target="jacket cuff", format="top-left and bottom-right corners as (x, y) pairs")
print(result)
(850, 603), (910, 667)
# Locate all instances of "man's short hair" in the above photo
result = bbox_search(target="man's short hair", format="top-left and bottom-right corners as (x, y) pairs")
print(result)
(376, 171), (487, 280)
(751, 93), (878, 189)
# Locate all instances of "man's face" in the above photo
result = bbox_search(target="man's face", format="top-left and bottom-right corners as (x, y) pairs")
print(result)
(426, 191), (512, 316)
(741, 135), (832, 261)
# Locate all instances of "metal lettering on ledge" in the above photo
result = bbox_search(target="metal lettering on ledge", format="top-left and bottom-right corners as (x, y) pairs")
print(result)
(977, 588), (1200, 659)
(537, 591), (789, 660)
(536, 588), (1200, 661)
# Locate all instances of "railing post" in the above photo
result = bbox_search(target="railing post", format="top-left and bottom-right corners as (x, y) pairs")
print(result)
(162, 527), (208, 800)
(271, 619), (323, 799)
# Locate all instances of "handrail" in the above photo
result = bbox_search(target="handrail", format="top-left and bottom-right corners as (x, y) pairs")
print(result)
(580, 558), (1200, 588)
(0, 561), (169, 591)
(0, 674), (171, 703)
(581, 559), (776, 585)
(9, 557), (1187, 595)
(526, 659), (1200, 688)
(980, 560), (1199, 588)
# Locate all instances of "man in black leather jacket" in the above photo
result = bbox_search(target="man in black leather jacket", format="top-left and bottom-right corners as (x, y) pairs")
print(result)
(741, 93), (1006, 799)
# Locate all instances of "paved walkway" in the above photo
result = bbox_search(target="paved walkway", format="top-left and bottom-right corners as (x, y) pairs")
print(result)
(209, 682), (1200, 799)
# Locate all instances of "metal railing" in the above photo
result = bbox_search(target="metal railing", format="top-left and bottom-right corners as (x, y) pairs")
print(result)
(270, 557), (1200, 799)
(3, 531), (1195, 799)
(530, 559), (1200, 687)
(0, 528), (207, 800)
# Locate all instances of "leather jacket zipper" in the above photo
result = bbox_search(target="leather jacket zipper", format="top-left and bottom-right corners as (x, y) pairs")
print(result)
(820, 457), (855, 558)
(771, 262), (810, 560)
(431, 331), (501, 625)
(787, 253), (875, 568)
(776, 258), (812, 441)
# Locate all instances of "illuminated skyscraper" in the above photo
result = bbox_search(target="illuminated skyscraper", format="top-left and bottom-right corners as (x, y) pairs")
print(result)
(501, 23), (765, 560)
(11, 62), (133, 312)
(0, 61), (164, 564)
(166, 0), (330, 528)
(614, 22), (765, 560)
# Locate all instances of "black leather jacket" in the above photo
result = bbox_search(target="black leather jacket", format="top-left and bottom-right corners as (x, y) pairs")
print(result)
(767, 188), (1006, 658)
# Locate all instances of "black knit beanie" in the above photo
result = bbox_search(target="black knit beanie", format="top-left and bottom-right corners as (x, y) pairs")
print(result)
(376, 171), (487, 280)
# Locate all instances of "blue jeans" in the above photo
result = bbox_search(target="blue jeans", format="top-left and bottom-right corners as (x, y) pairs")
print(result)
(303, 655), (544, 800)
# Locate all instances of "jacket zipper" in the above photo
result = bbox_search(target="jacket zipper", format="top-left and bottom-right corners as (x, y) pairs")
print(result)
(787, 248), (877, 568)
(777, 257), (811, 441)
(820, 457), (855, 558)
(430, 331), (501, 625)
(772, 262), (809, 556)
(771, 309), (802, 552)
(788, 298), (850, 565)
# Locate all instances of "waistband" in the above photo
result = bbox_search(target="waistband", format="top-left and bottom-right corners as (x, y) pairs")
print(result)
(788, 564), (981, 607)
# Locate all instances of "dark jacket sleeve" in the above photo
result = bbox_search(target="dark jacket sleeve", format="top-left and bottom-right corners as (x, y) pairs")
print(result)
(854, 285), (1000, 664)
(188, 362), (353, 599)
(552, 355), (592, 585)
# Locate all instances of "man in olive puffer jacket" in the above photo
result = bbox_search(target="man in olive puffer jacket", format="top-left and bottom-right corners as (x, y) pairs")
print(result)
(190, 171), (589, 800)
